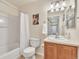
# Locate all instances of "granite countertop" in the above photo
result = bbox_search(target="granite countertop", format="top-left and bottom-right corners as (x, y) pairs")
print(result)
(44, 37), (79, 47)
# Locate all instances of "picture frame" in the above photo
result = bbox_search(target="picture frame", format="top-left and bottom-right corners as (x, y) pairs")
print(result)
(32, 14), (39, 25)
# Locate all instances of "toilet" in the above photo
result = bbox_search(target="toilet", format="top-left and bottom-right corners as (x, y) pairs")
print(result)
(30, 37), (41, 49)
(23, 37), (40, 59)
(23, 47), (35, 59)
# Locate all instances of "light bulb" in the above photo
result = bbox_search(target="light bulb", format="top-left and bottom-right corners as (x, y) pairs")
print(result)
(61, 7), (65, 11)
(56, 8), (59, 11)
(55, 3), (60, 8)
(62, 1), (66, 7)
(51, 9), (54, 12)
(71, 5), (75, 9)
(51, 4), (54, 9)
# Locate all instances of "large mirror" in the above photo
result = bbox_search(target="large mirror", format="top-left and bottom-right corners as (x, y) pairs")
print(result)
(47, 0), (77, 36)
(48, 15), (59, 35)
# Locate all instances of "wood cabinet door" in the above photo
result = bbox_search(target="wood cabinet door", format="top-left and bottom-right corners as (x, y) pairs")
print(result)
(44, 42), (57, 59)
(57, 45), (77, 59)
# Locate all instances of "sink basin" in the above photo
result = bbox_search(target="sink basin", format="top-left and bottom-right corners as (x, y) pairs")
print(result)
(48, 35), (68, 40)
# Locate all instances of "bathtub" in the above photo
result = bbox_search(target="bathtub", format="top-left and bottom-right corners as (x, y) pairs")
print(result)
(0, 48), (20, 59)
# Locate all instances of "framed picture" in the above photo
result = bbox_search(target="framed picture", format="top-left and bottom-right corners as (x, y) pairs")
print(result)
(32, 14), (39, 25)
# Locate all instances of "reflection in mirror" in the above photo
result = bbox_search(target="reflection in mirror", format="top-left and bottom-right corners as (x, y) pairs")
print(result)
(48, 15), (59, 36)
(47, 0), (77, 38)
(65, 0), (76, 28)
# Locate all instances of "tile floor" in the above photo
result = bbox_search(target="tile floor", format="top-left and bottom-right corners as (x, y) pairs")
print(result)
(36, 54), (43, 59)
(18, 54), (43, 59)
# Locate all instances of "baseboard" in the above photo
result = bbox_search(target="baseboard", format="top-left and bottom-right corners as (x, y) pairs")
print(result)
(36, 52), (44, 56)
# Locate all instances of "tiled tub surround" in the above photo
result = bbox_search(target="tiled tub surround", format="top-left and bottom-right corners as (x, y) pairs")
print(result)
(0, 16), (20, 55)
(44, 37), (79, 59)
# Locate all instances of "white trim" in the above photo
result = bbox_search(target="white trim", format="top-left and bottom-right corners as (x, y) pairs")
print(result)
(36, 52), (44, 57)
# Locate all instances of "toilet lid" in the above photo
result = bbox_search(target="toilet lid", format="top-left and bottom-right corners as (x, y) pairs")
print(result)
(24, 47), (35, 53)
(30, 37), (40, 40)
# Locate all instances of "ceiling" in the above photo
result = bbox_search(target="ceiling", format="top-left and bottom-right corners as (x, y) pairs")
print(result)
(6, 0), (66, 8)
(6, 0), (39, 7)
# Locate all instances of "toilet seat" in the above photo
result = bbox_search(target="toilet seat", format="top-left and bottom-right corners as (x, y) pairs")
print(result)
(23, 47), (35, 57)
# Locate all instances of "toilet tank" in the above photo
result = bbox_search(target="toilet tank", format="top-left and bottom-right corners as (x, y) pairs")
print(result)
(30, 38), (41, 48)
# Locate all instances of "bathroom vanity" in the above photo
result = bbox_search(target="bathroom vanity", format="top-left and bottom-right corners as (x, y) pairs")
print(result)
(44, 38), (79, 59)
(45, 0), (77, 59)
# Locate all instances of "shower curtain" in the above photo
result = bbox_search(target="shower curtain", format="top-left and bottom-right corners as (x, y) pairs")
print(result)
(20, 12), (30, 55)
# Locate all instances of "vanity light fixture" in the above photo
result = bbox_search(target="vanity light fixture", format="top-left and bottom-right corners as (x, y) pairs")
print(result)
(69, 5), (75, 10)
(56, 8), (59, 11)
(55, 2), (60, 9)
(62, 1), (66, 7)
(50, 0), (67, 12)
(50, 2), (55, 9)
(51, 9), (54, 12)
(71, 5), (75, 9)
(60, 7), (65, 11)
